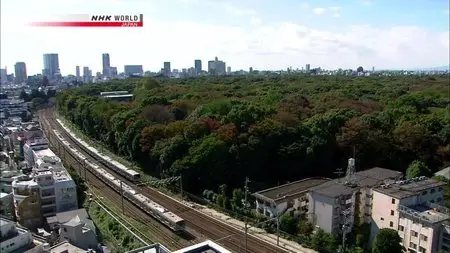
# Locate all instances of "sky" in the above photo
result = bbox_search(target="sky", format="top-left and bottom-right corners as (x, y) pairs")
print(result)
(1, 0), (449, 75)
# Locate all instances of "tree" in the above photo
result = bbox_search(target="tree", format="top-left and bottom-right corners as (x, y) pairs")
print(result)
(372, 228), (404, 253)
(406, 160), (431, 179)
(310, 229), (338, 253)
(279, 215), (297, 235)
(230, 188), (244, 211)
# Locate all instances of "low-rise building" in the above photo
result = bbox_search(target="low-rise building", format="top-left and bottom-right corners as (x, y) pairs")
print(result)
(23, 137), (48, 167)
(435, 167), (450, 180)
(13, 148), (78, 229)
(50, 241), (91, 253)
(0, 192), (14, 219)
(254, 178), (330, 217)
(371, 177), (448, 253)
(47, 208), (97, 250)
(308, 163), (402, 235)
(0, 217), (33, 253)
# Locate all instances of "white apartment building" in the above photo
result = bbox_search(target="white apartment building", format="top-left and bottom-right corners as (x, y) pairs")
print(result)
(23, 137), (48, 167)
(12, 148), (78, 229)
(32, 148), (78, 216)
(371, 177), (448, 253)
(0, 218), (33, 253)
(308, 166), (402, 235)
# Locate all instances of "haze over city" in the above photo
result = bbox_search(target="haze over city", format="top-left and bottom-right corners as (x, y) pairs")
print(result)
(1, 0), (449, 75)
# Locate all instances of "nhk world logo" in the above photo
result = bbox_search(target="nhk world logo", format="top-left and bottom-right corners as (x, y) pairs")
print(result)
(30, 14), (144, 27)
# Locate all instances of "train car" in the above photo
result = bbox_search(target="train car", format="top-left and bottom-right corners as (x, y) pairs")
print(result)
(54, 129), (185, 232)
(55, 119), (141, 183)
(128, 192), (185, 232)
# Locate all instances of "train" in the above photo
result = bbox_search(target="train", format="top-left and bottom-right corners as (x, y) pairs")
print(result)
(52, 129), (186, 232)
(55, 119), (141, 184)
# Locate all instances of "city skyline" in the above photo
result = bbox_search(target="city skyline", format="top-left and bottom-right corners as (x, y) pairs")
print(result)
(1, 0), (449, 75)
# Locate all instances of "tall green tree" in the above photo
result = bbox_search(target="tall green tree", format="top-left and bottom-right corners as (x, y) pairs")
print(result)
(372, 228), (404, 253)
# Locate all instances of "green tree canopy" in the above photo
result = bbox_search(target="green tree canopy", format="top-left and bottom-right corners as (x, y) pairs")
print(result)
(406, 160), (431, 179)
(372, 228), (404, 253)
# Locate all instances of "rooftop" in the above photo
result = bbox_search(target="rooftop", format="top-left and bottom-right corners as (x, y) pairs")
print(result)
(33, 148), (57, 159)
(254, 178), (330, 203)
(399, 203), (449, 225)
(373, 177), (446, 199)
(172, 240), (232, 253)
(50, 241), (87, 253)
(103, 94), (134, 98)
(435, 167), (450, 180)
(311, 167), (403, 198)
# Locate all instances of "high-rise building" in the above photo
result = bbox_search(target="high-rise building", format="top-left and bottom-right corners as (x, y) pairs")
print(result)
(227, 66), (231, 74)
(75, 66), (80, 81)
(43, 54), (60, 78)
(0, 68), (7, 83)
(194, 60), (202, 74)
(102, 53), (110, 77)
(208, 61), (215, 74)
(83, 67), (91, 83)
(249, 67), (253, 74)
(14, 62), (27, 84)
(124, 65), (144, 76)
(214, 57), (226, 75)
(305, 64), (311, 72)
(110, 67), (118, 76)
(163, 62), (171, 76)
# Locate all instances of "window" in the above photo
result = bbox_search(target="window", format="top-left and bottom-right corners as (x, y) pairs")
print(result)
(422, 191), (428, 195)
(431, 189), (436, 194)
(390, 221), (394, 227)
(418, 246), (426, 253)
(410, 242), (417, 249)
(438, 187), (443, 192)
(437, 197), (442, 202)
(420, 234), (428, 241)
(391, 210), (395, 215)
(381, 217), (384, 221)
(392, 198), (396, 204)
(398, 225), (404, 231)
(63, 228), (67, 232)
(411, 230), (418, 237)
(431, 200), (435, 203)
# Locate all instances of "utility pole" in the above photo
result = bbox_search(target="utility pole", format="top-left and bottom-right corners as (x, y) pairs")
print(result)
(84, 160), (87, 181)
(179, 174), (183, 198)
(276, 213), (280, 246)
(120, 181), (124, 214)
(244, 177), (250, 253)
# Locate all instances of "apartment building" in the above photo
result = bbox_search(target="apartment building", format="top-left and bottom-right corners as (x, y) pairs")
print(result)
(23, 137), (48, 167)
(308, 163), (402, 235)
(371, 177), (448, 253)
(0, 218), (33, 253)
(12, 148), (78, 229)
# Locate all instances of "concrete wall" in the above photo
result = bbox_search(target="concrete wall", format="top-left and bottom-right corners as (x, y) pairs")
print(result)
(308, 192), (334, 233)
(55, 180), (77, 213)
(0, 221), (33, 253)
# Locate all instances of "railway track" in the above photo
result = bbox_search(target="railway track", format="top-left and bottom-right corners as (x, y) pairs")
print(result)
(41, 108), (290, 253)
(40, 110), (200, 251)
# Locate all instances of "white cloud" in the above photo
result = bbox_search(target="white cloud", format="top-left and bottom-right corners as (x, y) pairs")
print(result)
(1, 0), (448, 74)
(223, 3), (256, 16)
(312, 8), (327, 15)
(332, 13), (341, 18)
(329, 6), (342, 18)
(250, 17), (262, 25)
(359, 0), (372, 6)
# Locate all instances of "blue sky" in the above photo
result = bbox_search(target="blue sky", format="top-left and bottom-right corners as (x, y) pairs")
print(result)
(1, 0), (449, 75)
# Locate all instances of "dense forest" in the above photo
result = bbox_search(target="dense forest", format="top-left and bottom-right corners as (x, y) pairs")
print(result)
(55, 75), (449, 194)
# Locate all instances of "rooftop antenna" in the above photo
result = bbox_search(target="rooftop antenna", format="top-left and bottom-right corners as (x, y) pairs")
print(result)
(346, 157), (356, 183)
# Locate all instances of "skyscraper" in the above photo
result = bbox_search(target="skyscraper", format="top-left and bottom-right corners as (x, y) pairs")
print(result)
(83, 67), (91, 83)
(305, 64), (310, 72)
(75, 66), (80, 81)
(14, 62), (27, 83)
(194, 60), (202, 74)
(0, 68), (7, 83)
(102, 53), (110, 77)
(43, 54), (60, 78)
(163, 62), (171, 76)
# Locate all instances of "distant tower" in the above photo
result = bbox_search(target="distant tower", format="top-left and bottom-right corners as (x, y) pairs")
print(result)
(102, 53), (111, 77)
(75, 66), (80, 81)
